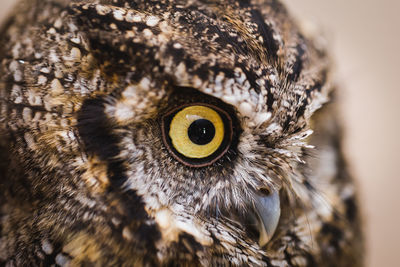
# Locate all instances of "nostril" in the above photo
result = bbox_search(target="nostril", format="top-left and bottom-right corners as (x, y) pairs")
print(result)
(257, 187), (271, 196)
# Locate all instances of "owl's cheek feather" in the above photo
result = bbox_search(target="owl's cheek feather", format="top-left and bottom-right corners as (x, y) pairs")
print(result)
(80, 156), (110, 194)
(61, 233), (104, 264)
(154, 208), (213, 248)
(144, 190), (281, 251)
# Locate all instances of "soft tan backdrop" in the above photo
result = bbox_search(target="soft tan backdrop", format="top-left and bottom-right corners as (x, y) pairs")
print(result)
(1, 1), (399, 266)
(283, 1), (400, 267)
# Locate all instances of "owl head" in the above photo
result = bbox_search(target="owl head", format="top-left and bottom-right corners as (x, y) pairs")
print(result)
(0, 0), (359, 266)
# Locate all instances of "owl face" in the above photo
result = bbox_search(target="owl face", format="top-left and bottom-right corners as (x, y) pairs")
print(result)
(66, 1), (328, 263)
(0, 0), (360, 266)
(78, 84), (282, 249)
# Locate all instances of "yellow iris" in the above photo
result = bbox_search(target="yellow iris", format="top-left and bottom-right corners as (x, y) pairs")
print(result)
(169, 105), (224, 158)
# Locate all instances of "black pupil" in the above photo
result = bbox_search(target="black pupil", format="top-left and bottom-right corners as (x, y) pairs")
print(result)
(188, 119), (216, 145)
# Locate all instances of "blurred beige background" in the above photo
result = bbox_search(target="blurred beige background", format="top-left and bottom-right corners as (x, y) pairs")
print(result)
(283, 1), (400, 267)
(1, 0), (399, 266)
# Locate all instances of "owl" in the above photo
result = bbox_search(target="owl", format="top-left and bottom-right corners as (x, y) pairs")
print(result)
(0, 0), (363, 266)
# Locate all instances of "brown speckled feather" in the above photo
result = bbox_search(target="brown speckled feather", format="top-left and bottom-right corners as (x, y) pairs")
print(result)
(0, 0), (363, 266)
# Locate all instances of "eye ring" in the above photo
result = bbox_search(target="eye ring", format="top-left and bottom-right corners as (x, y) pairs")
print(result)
(161, 103), (233, 168)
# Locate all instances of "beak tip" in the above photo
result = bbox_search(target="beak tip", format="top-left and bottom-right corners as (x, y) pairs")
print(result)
(258, 227), (270, 247)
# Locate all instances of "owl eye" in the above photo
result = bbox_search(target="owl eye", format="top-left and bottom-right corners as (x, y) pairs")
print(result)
(161, 104), (233, 167)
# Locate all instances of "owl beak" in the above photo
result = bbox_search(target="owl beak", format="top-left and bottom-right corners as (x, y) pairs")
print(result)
(254, 190), (281, 247)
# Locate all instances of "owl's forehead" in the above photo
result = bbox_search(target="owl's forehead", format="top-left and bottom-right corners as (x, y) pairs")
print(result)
(72, 0), (330, 129)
